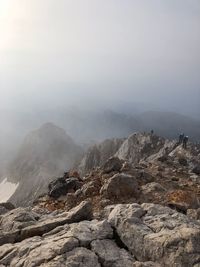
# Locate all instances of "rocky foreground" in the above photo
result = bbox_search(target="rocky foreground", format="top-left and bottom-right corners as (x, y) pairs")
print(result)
(1, 133), (200, 266)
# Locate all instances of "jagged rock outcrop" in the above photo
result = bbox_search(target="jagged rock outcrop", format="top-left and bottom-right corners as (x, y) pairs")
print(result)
(79, 132), (200, 175)
(115, 133), (165, 163)
(79, 138), (124, 174)
(1, 201), (200, 266)
(79, 132), (173, 174)
(108, 203), (200, 267)
(8, 123), (83, 206)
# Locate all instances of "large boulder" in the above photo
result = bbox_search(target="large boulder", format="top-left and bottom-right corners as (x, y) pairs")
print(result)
(102, 157), (123, 174)
(100, 173), (139, 200)
(48, 177), (83, 198)
(108, 203), (200, 267)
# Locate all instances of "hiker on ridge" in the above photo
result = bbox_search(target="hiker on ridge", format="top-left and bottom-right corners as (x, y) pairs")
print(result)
(178, 133), (184, 144)
(183, 136), (189, 149)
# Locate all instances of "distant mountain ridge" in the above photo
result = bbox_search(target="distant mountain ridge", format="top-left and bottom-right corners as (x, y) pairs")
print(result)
(8, 123), (83, 206)
(1, 108), (200, 183)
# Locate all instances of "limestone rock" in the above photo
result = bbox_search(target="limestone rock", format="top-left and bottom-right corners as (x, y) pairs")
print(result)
(0, 207), (40, 232)
(100, 173), (139, 200)
(0, 219), (112, 267)
(102, 157), (123, 174)
(108, 203), (200, 267)
(115, 133), (165, 164)
(79, 138), (124, 175)
(91, 239), (135, 267)
(0, 201), (92, 246)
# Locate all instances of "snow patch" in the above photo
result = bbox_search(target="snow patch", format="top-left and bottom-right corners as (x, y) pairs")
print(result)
(0, 178), (19, 203)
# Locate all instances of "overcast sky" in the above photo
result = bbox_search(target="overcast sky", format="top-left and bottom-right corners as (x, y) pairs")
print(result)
(0, 0), (199, 116)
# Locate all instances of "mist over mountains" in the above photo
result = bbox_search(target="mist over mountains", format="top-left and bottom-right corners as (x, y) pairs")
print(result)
(8, 122), (83, 206)
(0, 1), (200, 264)
(1, 106), (200, 176)
(0, 104), (199, 205)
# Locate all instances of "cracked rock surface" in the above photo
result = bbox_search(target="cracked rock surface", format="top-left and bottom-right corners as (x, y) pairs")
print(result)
(1, 200), (200, 266)
(108, 203), (200, 267)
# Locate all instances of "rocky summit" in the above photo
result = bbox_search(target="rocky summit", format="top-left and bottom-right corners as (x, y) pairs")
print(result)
(1, 132), (200, 266)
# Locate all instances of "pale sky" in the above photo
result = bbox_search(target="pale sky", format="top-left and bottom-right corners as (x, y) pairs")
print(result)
(0, 0), (200, 116)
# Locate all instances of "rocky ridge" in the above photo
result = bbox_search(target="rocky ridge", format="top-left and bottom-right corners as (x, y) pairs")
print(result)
(1, 132), (200, 266)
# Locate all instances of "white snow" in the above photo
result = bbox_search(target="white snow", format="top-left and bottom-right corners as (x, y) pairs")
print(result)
(0, 178), (19, 203)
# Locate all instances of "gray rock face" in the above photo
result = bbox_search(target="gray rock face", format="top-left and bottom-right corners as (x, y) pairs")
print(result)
(79, 133), (176, 175)
(115, 133), (165, 164)
(108, 203), (200, 267)
(102, 157), (123, 174)
(0, 220), (112, 267)
(79, 138), (125, 174)
(100, 173), (139, 200)
(1, 201), (200, 266)
(1, 207), (40, 232)
(91, 239), (135, 267)
(0, 201), (92, 246)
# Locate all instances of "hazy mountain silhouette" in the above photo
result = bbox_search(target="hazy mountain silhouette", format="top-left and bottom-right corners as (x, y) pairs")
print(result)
(8, 123), (83, 206)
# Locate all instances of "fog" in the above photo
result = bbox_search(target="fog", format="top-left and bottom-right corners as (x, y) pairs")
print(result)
(0, 0), (199, 115)
(0, 1), (200, 176)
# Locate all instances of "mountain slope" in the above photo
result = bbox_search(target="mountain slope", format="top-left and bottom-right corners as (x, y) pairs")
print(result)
(8, 123), (83, 206)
